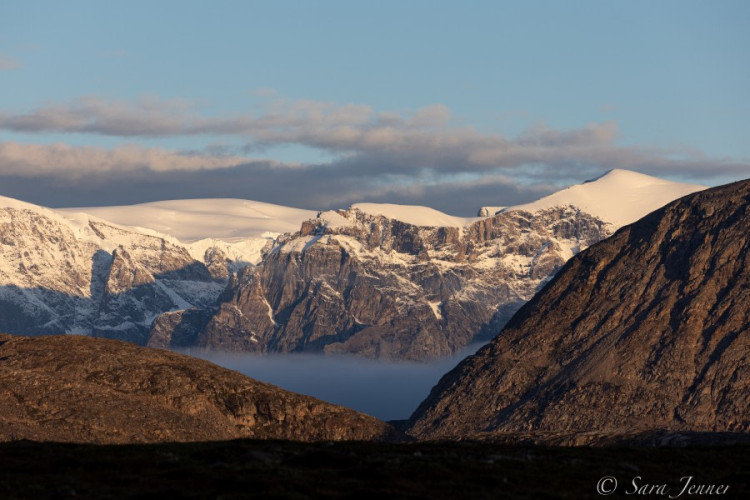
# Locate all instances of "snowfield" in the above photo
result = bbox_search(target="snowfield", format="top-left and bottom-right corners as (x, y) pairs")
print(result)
(501, 169), (706, 227)
(53, 169), (706, 249)
(350, 203), (480, 227)
(58, 198), (317, 242)
(58, 199), (318, 265)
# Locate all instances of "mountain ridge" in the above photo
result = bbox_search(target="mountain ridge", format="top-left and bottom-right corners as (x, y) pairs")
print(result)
(407, 178), (749, 441)
(0, 170), (710, 360)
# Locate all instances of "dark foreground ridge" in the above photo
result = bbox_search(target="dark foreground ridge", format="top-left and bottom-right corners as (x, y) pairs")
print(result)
(0, 439), (747, 499)
(409, 179), (749, 443)
(0, 334), (397, 443)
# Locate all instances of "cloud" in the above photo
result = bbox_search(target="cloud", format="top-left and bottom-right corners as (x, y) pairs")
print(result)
(0, 96), (198, 136)
(0, 142), (255, 177)
(2, 95), (747, 183)
(0, 141), (554, 214)
(0, 53), (20, 70)
(0, 95), (748, 212)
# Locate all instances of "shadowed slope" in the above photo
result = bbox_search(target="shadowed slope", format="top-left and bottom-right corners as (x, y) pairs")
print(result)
(408, 180), (749, 443)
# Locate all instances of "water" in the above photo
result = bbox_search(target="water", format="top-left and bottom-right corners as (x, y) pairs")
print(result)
(179, 342), (486, 421)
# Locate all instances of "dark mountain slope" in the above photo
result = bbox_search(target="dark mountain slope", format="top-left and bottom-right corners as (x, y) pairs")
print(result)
(0, 334), (396, 444)
(408, 180), (749, 443)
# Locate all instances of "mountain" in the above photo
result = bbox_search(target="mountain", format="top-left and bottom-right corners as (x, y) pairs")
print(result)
(407, 179), (749, 443)
(59, 198), (317, 266)
(0, 196), (225, 343)
(0, 170), (706, 359)
(149, 170), (706, 360)
(0, 333), (396, 443)
(480, 169), (705, 226)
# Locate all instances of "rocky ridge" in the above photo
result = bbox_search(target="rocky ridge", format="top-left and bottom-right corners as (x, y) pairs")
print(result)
(157, 205), (611, 360)
(407, 180), (749, 442)
(0, 171), (706, 360)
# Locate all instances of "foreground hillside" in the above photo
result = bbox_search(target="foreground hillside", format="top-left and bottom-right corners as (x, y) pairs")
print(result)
(408, 179), (749, 442)
(0, 334), (395, 443)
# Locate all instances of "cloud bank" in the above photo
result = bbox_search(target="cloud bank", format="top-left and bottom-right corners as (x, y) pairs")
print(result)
(0, 95), (747, 212)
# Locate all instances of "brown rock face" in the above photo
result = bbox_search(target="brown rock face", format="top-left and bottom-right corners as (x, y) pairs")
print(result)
(407, 180), (749, 443)
(158, 207), (610, 360)
(0, 334), (396, 444)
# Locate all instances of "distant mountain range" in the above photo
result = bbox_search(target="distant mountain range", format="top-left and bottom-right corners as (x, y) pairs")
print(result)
(0, 169), (706, 359)
(407, 179), (749, 444)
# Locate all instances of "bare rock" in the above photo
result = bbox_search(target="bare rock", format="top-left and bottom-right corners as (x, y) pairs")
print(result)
(407, 180), (750, 442)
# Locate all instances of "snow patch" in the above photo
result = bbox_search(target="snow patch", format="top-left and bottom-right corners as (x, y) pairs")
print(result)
(351, 203), (479, 227)
(318, 210), (352, 229)
(428, 301), (443, 320)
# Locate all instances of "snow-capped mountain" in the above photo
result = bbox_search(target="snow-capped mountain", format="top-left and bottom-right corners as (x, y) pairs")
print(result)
(58, 199), (317, 267)
(408, 179), (748, 443)
(0, 196), (224, 342)
(148, 170), (706, 360)
(481, 169), (706, 225)
(0, 170), (706, 359)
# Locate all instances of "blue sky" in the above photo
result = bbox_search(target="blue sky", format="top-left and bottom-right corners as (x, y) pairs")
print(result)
(1, 0), (748, 213)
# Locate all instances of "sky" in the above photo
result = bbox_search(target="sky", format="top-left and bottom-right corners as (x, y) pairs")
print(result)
(1, 0), (749, 214)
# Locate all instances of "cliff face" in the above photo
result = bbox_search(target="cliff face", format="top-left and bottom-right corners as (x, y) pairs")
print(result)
(407, 180), (749, 443)
(0, 204), (224, 344)
(0, 334), (396, 443)
(152, 206), (610, 360)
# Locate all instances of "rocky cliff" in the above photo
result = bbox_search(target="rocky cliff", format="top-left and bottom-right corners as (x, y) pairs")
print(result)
(0, 334), (396, 443)
(150, 206), (611, 360)
(407, 180), (749, 443)
(1, 171), (706, 361)
(0, 199), (225, 344)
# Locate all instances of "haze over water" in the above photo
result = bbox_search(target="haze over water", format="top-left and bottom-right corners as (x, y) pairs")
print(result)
(181, 342), (487, 421)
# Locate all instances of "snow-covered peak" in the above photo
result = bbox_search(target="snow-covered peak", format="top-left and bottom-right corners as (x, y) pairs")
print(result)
(1, 194), (70, 223)
(318, 210), (352, 230)
(0, 194), (180, 249)
(502, 169), (706, 227)
(58, 198), (317, 243)
(351, 203), (479, 227)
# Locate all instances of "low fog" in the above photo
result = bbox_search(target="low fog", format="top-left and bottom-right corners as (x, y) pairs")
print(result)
(180, 343), (487, 422)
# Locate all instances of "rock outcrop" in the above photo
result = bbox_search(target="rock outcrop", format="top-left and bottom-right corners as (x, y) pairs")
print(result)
(155, 206), (611, 360)
(407, 180), (749, 443)
(0, 334), (396, 443)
